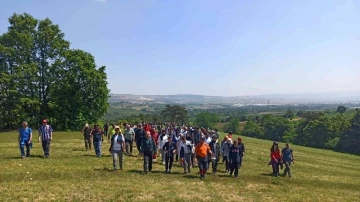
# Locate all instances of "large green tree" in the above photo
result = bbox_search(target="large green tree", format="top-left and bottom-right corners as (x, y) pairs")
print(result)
(161, 105), (188, 124)
(0, 13), (109, 130)
(336, 109), (360, 155)
(194, 112), (218, 129)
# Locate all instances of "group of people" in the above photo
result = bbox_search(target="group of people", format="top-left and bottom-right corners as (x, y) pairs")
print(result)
(81, 122), (248, 179)
(17, 120), (295, 179)
(17, 120), (53, 159)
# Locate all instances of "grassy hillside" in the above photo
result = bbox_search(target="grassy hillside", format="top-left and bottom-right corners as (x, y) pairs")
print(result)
(1, 132), (359, 201)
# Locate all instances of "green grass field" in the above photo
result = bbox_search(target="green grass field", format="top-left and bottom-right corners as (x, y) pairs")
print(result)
(1, 132), (360, 202)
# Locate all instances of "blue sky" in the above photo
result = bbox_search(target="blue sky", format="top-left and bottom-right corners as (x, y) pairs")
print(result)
(1, 0), (359, 96)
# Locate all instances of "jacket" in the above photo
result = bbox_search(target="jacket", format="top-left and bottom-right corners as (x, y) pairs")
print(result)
(229, 145), (243, 163)
(221, 140), (231, 157)
(162, 141), (177, 157)
(140, 137), (157, 154)
(209, 140), (221, 159)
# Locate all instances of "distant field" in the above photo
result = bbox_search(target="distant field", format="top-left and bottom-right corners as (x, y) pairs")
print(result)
(1, 132), (359, 201)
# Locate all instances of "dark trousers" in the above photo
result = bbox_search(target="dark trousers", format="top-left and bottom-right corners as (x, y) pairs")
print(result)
(175, 154), (179, 161)
(223, 156), (230, 171)
(165, 155), (174, 171)
(136, 140), (142, 153)
(143, 152), (153, 172)
(125, 139), (133, 154)
(191, 154), (194, 166)
(41, 139), (51, 156)
(84, 137), (91, 150)
(197, 157), (208, 176)
(272, 159), (280, 175)
(230, 162), (240, 177)
(19, 141), (31, 157)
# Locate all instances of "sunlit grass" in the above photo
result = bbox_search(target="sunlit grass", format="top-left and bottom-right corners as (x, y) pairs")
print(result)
(1, 131), (359, 201)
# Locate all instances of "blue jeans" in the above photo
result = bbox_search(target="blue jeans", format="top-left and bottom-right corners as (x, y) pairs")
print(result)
(19, 141), (31, 157)
(93, 141), (102, 157)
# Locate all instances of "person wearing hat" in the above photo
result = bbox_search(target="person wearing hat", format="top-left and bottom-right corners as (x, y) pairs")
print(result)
(91, 124), (103, 157)
(109, 126), (125, 171)
(158, 129), (168, 165)
(221, 136), (232, 172)
(38, 119), (53, 158)
(195, 137), (213, 180)
(82, 123), (92, 150)
(209, 135), (221, 174)
(18, 121), (33, 158)
(270, 142), (281, 177)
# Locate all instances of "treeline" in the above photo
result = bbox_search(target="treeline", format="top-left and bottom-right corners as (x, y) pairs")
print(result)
(242, 110), (360, 155)
(0, 13), (109, 131)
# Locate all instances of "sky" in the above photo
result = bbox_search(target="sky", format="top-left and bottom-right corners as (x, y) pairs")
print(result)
(1, 0), (359, 96)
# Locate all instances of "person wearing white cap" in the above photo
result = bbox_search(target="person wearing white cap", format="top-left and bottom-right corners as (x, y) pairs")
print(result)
(109, 126), (125, 171)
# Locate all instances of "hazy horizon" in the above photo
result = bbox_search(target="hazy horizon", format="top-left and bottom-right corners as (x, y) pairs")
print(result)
(1, 0), (359, 96)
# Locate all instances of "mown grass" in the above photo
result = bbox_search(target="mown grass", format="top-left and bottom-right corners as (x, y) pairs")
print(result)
(1, 131), (360, 202)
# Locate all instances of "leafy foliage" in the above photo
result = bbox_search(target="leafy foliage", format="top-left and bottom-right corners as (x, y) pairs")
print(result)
(194, 112), (219, 129)
(0, 13), (109, 131)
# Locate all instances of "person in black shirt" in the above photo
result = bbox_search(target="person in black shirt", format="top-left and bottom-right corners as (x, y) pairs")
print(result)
(135, 124), (145, 156)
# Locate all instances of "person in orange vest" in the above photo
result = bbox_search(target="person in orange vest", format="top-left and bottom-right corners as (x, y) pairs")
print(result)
(195, 137), (213, 180)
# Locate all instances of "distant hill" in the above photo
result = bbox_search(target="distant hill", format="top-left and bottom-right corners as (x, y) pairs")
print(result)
(109, 92), (360, 105)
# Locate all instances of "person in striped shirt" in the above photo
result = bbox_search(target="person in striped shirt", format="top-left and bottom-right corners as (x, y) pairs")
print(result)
(38, 119), (53, 158)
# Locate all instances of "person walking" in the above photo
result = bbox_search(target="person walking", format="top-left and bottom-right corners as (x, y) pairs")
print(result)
(124, 124), (135, 155)
(82, 123), (92, 150)
(109, 126), (125, 171)
(270, 142), (281, 177)
(135, 124), (145, 156)
(221, 136), (232, 172)
(229, 140), (244, 178)
(195, 137), (213, 180)
(180, 136), (193, 174)
(158, 129), (168, 165)
(209, 135), (221, 174)
(103, 122), (109, 138)
(91, 124), (103, 157)
(238, 137), (245, 157)
(38, 119), (53, 158)
(162, 136), (176, 173)
(18, 121), (33, 158)
(281, 143), (294, 177)
(140, 131), (157, 174)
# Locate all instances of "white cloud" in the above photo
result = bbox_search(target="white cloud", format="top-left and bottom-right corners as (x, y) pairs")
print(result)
(94, 0), (107, 3)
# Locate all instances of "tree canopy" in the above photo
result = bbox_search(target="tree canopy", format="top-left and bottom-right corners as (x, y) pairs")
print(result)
(0, 13), (109, 131)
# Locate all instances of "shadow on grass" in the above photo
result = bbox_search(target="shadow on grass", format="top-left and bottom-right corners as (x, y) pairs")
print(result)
(6, 154), (46, 159)
(216, 174), (231, 178)
(82, 154), (111, 158)
(182, 175), (200, 179)
(72, 148), (84, 151)
(259, 173), (276, 177)
(93, 168), (114, 172)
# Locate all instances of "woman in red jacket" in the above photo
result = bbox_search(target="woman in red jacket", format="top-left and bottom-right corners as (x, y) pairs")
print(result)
(270, 142), (281, 177)
(151, 128), (159, 161)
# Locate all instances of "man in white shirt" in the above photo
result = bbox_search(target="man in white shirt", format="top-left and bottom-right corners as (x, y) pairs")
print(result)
(158, 129), (168, 165)
(109, 126), (125, 171)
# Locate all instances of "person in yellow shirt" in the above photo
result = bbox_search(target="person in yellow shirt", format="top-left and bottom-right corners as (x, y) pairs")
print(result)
(195, 137), (213, 180)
